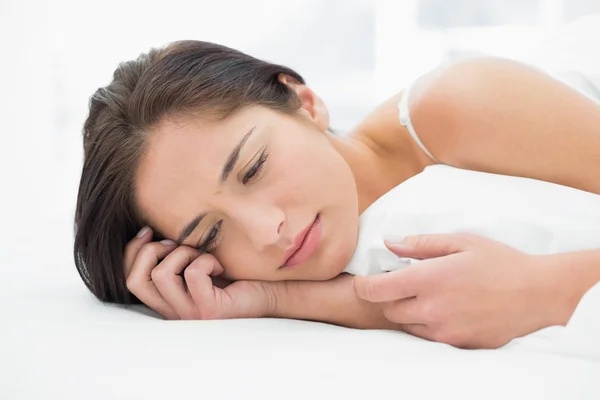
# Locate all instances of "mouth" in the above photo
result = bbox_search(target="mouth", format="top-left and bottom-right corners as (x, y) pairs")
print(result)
(280, 214), (322, 269)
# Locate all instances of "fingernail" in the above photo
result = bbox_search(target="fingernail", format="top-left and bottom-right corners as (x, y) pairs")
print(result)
(160, 239), (177, 246)
(383, 236), (412, 252)
(386, 242), (412, 252)
(383, 234), (405, 244)
(136, 226), (150, 238)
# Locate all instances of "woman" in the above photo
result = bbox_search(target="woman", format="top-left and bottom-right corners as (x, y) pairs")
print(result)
(75, 40), (600, 349)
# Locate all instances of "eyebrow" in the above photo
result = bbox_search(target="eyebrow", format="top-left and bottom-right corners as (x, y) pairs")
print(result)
(221, 125), (256, 183)
(176, 125), (256, 245)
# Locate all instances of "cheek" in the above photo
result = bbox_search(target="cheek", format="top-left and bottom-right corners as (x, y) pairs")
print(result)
(275, 152), (326, 194)
(214, 242), (265, 282)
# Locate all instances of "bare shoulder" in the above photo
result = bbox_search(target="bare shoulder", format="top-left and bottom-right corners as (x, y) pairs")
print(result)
(352, 57), (531, 165)
(409, 56), (600, 194)
(353, 56), (600, 194)
(356, 58), (520, 165)
(407, 57), (552, 155)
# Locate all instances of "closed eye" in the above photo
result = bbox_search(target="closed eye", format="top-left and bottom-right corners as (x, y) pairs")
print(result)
(198, 220), (222, 252)
(198, 150), (268, 252)
(242, 149), (268, 184)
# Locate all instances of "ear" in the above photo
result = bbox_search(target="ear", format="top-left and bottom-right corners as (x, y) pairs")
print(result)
(278, 74), (330, 132)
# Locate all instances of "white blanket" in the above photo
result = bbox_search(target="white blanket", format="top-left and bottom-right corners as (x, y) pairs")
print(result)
(2, 165), (600, 400)
(346, 167), (600, 275)
(345, 165), (600, 360)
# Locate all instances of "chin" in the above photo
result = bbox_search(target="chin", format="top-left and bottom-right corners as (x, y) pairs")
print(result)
(321, 234), (358, 280)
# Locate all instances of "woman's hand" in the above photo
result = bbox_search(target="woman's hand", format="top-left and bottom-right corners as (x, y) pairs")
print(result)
(123, 227), (278, 320)
(353, 233), (573, 349)
(122, 227), (398, 330)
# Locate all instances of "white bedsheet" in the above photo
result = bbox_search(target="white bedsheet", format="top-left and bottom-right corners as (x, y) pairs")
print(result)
(2, 166), (600, 400)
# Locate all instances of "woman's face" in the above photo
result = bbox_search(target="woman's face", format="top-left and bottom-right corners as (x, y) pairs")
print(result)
(135, 96), (359, 282)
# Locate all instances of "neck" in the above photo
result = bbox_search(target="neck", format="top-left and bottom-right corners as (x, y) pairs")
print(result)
(326, 128), (422, 215)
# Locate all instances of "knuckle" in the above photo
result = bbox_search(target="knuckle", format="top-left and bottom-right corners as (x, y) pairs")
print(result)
(168, 245), (186, 256)
(125, 277), (140, 293)
(183, 265), (204, 283)
(137, 242), (157, 259)
(150, 265), (167, 282)
(413, 234), (432, 251)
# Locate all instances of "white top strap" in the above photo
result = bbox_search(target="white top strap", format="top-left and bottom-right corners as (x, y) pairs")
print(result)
(398, 83), (438, 163)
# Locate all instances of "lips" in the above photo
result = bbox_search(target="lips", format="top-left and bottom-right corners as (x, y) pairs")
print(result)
(281, 214), (322, 268)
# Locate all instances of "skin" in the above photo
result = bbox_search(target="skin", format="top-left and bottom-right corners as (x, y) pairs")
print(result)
(352, 235), (600, 348)
(135, 75), (419, 283)
(125, 57), (600, 348)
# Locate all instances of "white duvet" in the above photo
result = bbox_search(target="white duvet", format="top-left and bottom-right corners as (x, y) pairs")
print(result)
(2, 165), (600, 400)
(347, 168), (600, 275)
(345, 165), (600, 360)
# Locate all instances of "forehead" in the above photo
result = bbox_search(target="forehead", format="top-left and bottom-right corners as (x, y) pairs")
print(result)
(134, 106), (273, 235)
(149, 108), (258, 160)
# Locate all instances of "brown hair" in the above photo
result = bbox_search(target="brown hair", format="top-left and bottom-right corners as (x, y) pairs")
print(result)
(74, 40), (305, 304)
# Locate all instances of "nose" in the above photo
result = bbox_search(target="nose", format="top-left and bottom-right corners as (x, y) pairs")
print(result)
(231, 198), (286, 251)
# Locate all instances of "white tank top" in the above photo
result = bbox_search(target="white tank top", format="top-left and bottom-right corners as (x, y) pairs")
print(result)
(398, 82), (439, 163)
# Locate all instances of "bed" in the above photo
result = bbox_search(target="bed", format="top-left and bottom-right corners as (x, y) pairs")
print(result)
(3, 164), (600, 400)
(3, 16), (600, 400)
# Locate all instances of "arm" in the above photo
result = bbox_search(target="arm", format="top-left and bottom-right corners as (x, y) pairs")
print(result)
(270, 243), (600, 340)
(271, 274), (401, 330)
(411, 57), (600, 195)
(411, 57), (600, 320)
(273, 59), (600, 332)
(341, 58), (600, 346)
(124, 230), (398, 327)
(541, 248), (600, 325)
(350, 233), (600, 348)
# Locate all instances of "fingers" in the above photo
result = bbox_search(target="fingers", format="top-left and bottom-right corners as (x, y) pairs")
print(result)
(185, 254), (225, 320)
(378, 298), (435, 342)
(123, 226), (154, 278)
(384, 233), (481, 260)
(400, 324), (431, 341)
(126, 240), (179, 319)
(353, 266), (424, 303)
(152, 246), (204, 320)
(381, 298), (425, 324)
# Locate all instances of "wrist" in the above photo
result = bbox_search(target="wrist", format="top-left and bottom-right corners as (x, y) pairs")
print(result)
(270, 279), (302, 320)
(534, 249), (600, 326)
(269, 274), (401, 330)
(259, 280), (282, 318)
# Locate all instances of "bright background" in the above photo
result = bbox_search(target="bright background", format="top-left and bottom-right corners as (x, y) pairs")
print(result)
(1, 0), (600, 290)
